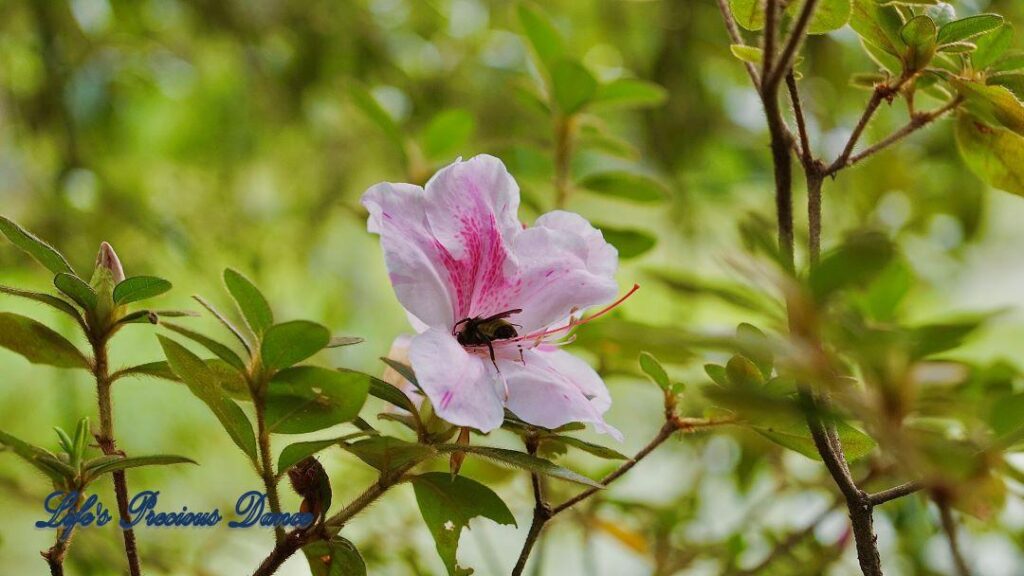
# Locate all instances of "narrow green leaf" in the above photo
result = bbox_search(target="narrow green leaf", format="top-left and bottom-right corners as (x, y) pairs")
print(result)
(193, 294), (252, 353)
(341, 436), (436, 474)
(0, 312), (89, 369)
(223, 268), (274, 337)
(435, 444), (602, 487)
(162, 322), (247, 373)
(0, 429), (68, 483)
(938, 41), (977, 54)
(380, 357), (425, 394)
(276, 432), (373, 476)
(0, 284), (82, 322)
(639, 352), (671, 391)
(115, 310), (159, 325)
(327, 336), (364, 348)
(937, 14), (1003, 46)
(84, 454), (196, 479)
(265, 367), (371, 434)
(53, 273), (97, 311)
(261, 320), (331, 371)
(368, 376), (420, 415)
(54, 427), (74, 456)
(550, 60), (598, 114)
(591, 78), (667, 110)
(158, 335), (258, 463)
(578, 170), (668, 203)
(517, 3), (565, 73)
(0, 216), (75, 276)
(730, 0), (766, 31)
(121, 359), (252, 400)
(112, 276), (172, 305)
(412, 472), (516, 576)
(545, 435), (628, 460)
(753, 418), (876, 462)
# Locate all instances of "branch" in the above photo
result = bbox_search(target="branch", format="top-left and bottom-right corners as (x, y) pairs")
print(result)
(938, 497), (972, 576)
(714, 0), (761, 89)
(765, 0), (820, 91)
(869, 481), (923, 506)
(732, 497), (841, 576)
(511, 437), (552, 576)
(763, 0), (779, 81)
(786, 71), (813, 167)
(828, 98), (962, 174)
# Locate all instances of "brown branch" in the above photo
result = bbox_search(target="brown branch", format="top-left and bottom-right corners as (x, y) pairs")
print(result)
(511, 437), (552, 576)
(765, 0), (820, 91)
(714, 0), (761, 88)
(829, 98), (962, 174)
(787, 72), (813, 167)
(762, 0), (779, 81)
(869, 481), (923, 507)
(937, 496), (972, 576)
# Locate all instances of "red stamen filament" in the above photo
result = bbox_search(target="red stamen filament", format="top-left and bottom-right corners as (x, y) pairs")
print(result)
(513, 283), (640, 344)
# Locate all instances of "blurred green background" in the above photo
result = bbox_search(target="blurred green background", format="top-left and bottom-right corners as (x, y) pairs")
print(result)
(4, 0), (1024, 574)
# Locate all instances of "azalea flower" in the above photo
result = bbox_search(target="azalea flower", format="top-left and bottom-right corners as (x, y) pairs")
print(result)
(363, 155), (633, 438)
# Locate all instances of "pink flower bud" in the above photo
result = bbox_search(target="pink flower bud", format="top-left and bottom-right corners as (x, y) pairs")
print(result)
(95, 242), (125, 284)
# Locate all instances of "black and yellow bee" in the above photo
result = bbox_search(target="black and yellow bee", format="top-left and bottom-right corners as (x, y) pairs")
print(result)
(454, 308), (523, 370)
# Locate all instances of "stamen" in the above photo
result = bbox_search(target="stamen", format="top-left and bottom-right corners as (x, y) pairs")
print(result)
(513, 283), (640, 343)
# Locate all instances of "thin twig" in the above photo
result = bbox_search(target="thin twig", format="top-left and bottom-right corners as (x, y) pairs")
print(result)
(732, 497), (842, 576)
(937, 496), (972, 576)
(765, 0), (820, 91)
(869, 481), (923, 507)
(714, 0), (761, 88)
(786, 71), (813, 167)
(511, 437), (553, 576)
(831, 98), (962, 173)
(762, 0), (779, 81)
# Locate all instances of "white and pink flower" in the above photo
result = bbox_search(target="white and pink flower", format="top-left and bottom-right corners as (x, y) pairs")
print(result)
(363, 155), (631, 439)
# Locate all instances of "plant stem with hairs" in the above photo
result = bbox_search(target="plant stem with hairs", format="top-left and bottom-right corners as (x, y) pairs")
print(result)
(253, 393), (286, 545)
(92, 337), (143, 576)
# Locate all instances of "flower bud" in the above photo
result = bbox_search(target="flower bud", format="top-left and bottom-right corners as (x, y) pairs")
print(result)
(288, 457), (332, 524)
(95, 242), (125, 284)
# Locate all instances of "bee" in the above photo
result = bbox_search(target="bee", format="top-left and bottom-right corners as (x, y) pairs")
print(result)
(454, 308), (523, 370)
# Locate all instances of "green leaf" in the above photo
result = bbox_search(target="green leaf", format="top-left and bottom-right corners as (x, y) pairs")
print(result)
(341, 436), (436, 474)
(328, 336), (364, 348)
(0, 284), (82, 321)
(990, 74), (1024, 100)
(639, 352), (671, 391)
(0, 312), (89, 369)
(435, 444), (602, 487)
(787, 0), (852, 35)
(544, 435), (628, 460)
(991, 50), (1024, 74)
(736, 323), (774, 378)
(54, 273), (97, 311)
(83, 454), (196, 480)
(550, 60), (598, 114)
(112, 276), (172, 306)
(591, 78), (667, 110)
(938, 41), (977, 54)
(265, 367), (370, 434)
(973, 23), (1014, 70)
(577, 170), (667, 203)
(162, 322), (247, 373)
(730, 44), (764, 65)
(419, 109), (474, 161)
(937, 14), (1003, 46)
(901, 15), (937, 71)
(753, 418), (876, 462)
(368, 376), (420, 415)
(809, 232), (895, 301)
(0, 429), (71, 483)
(730, 0), (766, 31)
(193, 294), (253, 353)
(517, 3), (565, 73)
(954, 80), (1024, 136)
(261, 320), (331, 372)
(158, 335), (258, 463)
(705, 364), (729, 387)
(599, 226), (656, 259)
(380, 357), (424, 394)
(277, 432), (373, 475)
(223, 268), (274, 337)
(412, 472), (517, 576)
(850, 0), (906, 56)
(726, 355), (765, 388)
(956, 113), (1024, 195)
(303, 538), (367, 576)
(0, 216), (75, 276)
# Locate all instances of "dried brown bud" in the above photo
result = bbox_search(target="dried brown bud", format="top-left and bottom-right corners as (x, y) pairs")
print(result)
(95, 242), (125, 284)
(288, 457), (332, 523)
(449, 427), (471, 477)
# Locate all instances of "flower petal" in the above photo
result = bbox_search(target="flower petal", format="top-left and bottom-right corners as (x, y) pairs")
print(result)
(510, 211), (619, 332)
(502, 348), (621, 440)
(423, 155), (523, 321)
(409, 328), (505, 432)
(362, 182), (457, 328)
